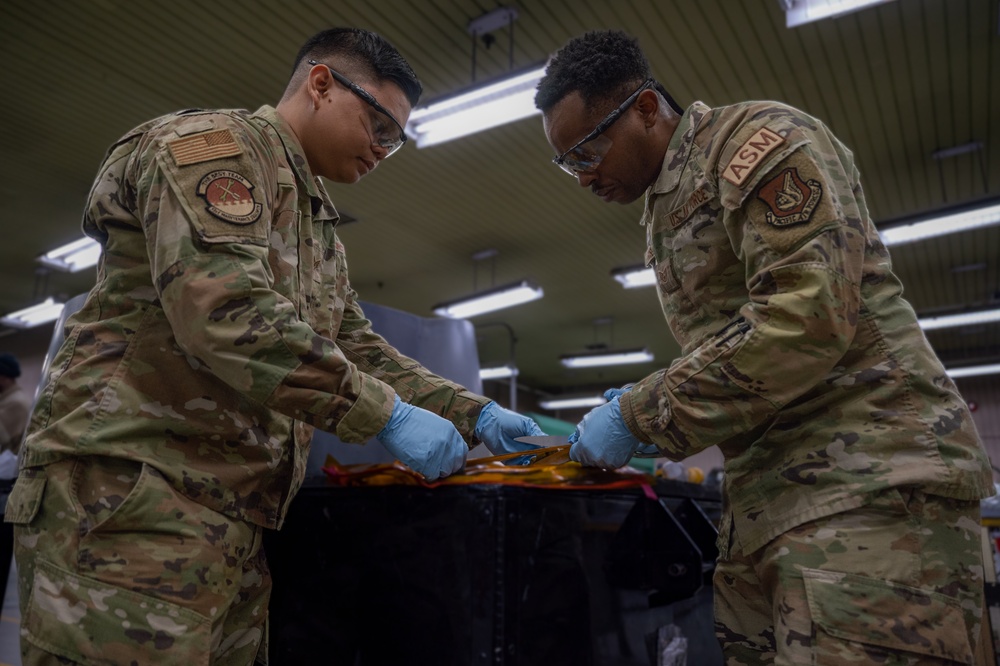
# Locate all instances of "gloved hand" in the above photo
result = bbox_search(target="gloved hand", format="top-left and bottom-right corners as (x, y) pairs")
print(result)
(593, 386), (659, 457)
(474, 401), (545, 456)
(569, 393), (644, 469)
(377, 395), (468, 480)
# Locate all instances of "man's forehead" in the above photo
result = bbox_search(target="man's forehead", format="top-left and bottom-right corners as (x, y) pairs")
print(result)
(544, 91), (601, 146)
(370, 79), (412, 118)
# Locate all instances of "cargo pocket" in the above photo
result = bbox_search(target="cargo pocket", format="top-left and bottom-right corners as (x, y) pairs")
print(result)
(22, 558), (212, 666)
(3, 469), (46, 524)
(803, 567), (972, 664)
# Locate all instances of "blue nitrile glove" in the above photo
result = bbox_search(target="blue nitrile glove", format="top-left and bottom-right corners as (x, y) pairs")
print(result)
(474, 401), (545, 456)
(377, 396), (468, 481)
(569, 394), (644, 469)
(594, 386), (659, 457)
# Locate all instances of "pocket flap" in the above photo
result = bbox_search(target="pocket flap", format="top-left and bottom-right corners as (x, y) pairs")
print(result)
(24, 559), (212, 665)
(803, 567), (972, 662)
(3, 470), (46, 524)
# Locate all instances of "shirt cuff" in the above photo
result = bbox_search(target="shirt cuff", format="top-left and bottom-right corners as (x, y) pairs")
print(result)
(334, 374), (396, 443)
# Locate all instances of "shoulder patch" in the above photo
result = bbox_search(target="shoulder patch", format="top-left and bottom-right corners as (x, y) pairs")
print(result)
(196, 170), (262, 225)
(756, 168), (822, 227)
(168, 129), (243, 167)
(744, 150), (839, 254)
(721, 127), (784, 187)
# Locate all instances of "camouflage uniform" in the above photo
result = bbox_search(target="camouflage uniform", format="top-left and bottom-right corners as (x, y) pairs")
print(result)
(618, 101), (994, 663)
(4, 106), (488, 664)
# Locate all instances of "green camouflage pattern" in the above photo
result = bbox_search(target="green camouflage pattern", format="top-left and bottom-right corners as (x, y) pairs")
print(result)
(714, 488), (983, 663)
(618, 101), (993, 556)
(10, 459), (269, 664)
(15, 105), (487, 529)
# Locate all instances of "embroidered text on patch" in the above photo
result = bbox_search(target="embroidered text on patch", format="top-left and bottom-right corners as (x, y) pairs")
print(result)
(169, 129), (243, 166)
(668, 185), (711, 228)
(722, 127), (784, 187)
(196, 171), (262, 225)
(756, 167), (822, 227)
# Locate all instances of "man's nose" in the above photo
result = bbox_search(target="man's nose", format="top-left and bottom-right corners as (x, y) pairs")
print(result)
(371, 143), (389, 161)
(577, 170), (598, 188)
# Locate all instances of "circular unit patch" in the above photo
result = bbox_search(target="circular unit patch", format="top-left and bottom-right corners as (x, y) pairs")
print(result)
(197, 170), (262, 225)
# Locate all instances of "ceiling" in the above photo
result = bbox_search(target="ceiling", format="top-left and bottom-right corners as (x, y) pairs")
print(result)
(1, 0), (998, 400)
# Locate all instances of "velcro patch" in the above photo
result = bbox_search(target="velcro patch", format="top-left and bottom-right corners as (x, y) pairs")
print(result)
(722, 127), (784, 187)
(196, 170), (262, 225)
(757, 168), (822, 227)
(668, 185), (711, 228)
(168, 129), (242, 166)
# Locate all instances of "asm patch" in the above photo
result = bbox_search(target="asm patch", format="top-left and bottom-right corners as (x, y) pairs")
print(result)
(722, 127), (784, 187)
(756, 167), (822, 227)
(196, 171), (262, 225)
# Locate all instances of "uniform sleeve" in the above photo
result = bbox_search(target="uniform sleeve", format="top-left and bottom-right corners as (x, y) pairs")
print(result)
(130, 115), (394, 444)
(335, 289), (491, 443)
(620, 124), (868, 458)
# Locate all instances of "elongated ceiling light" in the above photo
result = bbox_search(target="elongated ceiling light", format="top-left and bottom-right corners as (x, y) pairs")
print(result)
(611, 265), (657, 289)
(479, 365), (519, 380)
(38, 237), (102, 272)
(1, 297), (64, 329)
(782, 0), (897, 27)
(880, 201), (1000, 246)
(406, 65), (545, 148)
(433, 280), (543, 319)
(919, 308), (1000, 331)
(946, 364), (1000, 379)
(539, 395), (607, 410)
(560, 348), (654, 369)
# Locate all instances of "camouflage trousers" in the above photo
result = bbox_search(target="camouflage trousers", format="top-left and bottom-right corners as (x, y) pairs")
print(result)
(5, 457), (270, 665)
(714, 487), (984, 665)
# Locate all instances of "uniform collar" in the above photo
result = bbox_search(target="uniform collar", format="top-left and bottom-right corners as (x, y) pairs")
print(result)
(648, 101), (711, 196)
(251, 105), (339, 222)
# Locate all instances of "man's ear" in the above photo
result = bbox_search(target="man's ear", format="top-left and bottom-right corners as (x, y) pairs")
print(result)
(634, 88), (660, 128)
(307, 63), (334, 102)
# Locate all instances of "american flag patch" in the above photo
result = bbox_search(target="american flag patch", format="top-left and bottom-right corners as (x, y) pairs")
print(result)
(168, 129), (242, 166)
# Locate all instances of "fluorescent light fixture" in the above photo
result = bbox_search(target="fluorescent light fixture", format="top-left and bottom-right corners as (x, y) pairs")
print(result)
(560, 348), (654, 369)
(1, 297), (64, 329)
(433, 280), (543, 319)
(879, 201), (1000, 246)
(784, 0), (896, 27)
(919, 308), (1000, 331)
(480, 365), (519, 380)
(38, 237), (102, 272)
(946, 363), (1000, 379)
(539, 395), (607, 410)
(611, 265), (656, 289)
(406, 65), (545, 148)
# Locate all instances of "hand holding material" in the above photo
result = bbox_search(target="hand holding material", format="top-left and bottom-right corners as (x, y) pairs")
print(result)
(569, 395), (644, 469)
(474, 401), (545, 456)
(377, 395), (467, 480)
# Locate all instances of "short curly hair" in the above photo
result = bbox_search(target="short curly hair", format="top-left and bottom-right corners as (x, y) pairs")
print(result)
(534, 30), (650, 114)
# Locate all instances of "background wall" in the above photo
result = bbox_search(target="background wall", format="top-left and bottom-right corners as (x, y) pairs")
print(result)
(958, 376), (1000, 483)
